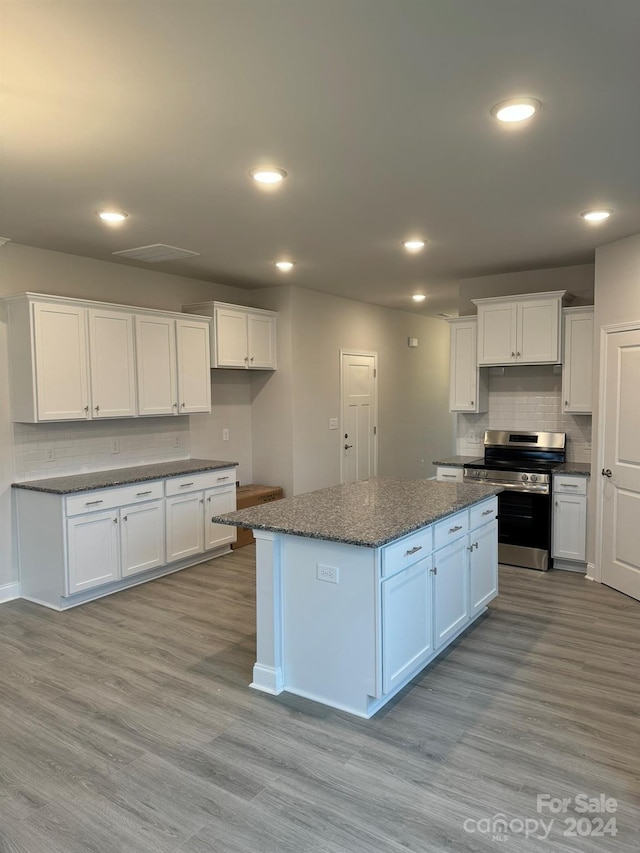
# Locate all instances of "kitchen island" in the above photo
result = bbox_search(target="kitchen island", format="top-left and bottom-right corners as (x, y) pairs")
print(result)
(212, 477), (501, 718)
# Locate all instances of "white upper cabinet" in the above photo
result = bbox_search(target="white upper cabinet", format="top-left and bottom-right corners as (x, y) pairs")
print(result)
(183, 301), (277, 370)
(473, 291), (565, 366)
(447, 317), (488, 413)
(88, 309), (137, 418)
(4, 293), (211, 422)
(562, 307), (594, 414)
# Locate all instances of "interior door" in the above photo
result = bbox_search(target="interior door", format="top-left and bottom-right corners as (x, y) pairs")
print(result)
(340, 351), (377, 484)
(600, 327), (640, 601)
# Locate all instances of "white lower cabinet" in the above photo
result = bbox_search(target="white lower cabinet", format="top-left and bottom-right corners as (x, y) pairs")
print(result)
(67, 509), (120, 593)
(15, 467), (237, 610)
(469, 519), (498, 616)
(382, 556), (433, 694)
(435, 466), (464, 483)
(552, 475), (587, 564)
(433, 536), (469, 649)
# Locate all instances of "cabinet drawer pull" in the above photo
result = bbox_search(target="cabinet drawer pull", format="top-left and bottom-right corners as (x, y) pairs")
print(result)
(442, 474), (456, 479)
(179, 482), (194, 488)
(136, 490), (153, 497)
(561, 483), (579, 488)
(482, 508), (494, 516)
(404, 545), (423, 556)
(85, 499), (104, 506)
(449, 524), (463, 533)
(217, 476), (230, 481)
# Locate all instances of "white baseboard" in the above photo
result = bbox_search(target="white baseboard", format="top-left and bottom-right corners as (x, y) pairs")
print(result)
(585, 561), (597, 581)
(0, 582), (21, 604)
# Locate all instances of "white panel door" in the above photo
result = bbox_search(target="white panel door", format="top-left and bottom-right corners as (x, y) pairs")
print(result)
(517, 298), (561, 363)
(120, 501), (165, 576)
(382, 557), (433, 694)
(204, 486), (237, 550)
(341, 352), (377, 484)
(67, 510), (120, 593)
(476, 303), (516, 365)
(166, 492), (204, 562)
(469, 520), (498, 616)
(33, 302), (90, 420)
(176, 319), (211, 413)
(601, 328), (640, 601)
(215, 307), (249, 368)
(552, 495), (586, 561)
(247, 313), (276, 369)
(135, 315), (178, 416)
(433, 537), (469, 648)
(88, 309), (137, 418)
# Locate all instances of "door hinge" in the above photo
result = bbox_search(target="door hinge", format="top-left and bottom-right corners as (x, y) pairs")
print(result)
(373, 368), (377, 378)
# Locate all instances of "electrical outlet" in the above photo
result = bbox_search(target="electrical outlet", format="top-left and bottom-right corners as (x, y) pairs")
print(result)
(317, 564), (339, 584)
(420, 459), (425, 468)
(44, 446), (55, 462)
(222, 428), (230, 441)
(110, 438), (120, 454)
(173, 434), (182, 448)
(329, 418), (338, 430)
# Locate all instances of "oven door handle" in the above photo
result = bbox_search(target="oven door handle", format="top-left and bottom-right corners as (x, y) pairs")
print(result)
(465, 479), (549, 494)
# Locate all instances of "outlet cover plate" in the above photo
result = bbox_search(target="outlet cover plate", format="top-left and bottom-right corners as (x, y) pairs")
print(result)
(317, 564), (339, 584)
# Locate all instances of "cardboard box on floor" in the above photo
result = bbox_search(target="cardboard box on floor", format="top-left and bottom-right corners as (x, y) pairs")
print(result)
(232, 484), (284, 549)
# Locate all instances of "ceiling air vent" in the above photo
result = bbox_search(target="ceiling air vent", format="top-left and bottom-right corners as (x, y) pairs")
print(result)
(112, 244), (200, 263)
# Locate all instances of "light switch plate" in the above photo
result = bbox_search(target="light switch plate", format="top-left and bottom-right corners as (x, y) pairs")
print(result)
(329, 418), (338, 430)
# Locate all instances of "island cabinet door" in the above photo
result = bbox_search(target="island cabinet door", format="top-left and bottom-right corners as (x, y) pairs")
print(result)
(469, 520), (498, 616)
(433, 537), (469, 649)
(381, 556), (433, 694)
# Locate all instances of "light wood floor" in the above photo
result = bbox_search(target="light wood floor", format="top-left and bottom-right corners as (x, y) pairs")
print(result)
(0, 548), (638, 852)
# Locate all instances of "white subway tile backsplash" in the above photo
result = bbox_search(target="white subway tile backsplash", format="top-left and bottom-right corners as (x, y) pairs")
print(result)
(456, 365), (592, 462)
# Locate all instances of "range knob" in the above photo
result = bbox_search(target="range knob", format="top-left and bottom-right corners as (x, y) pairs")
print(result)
(521, 473), (529, 482)
(530, 474), (538, 482)
(482, 470), (489, 479)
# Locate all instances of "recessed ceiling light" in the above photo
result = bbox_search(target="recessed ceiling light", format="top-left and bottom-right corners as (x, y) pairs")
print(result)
(403, 240), (426, 252)
(491, 98), (540, 123)
(275, 260), (294, 272)
(580, 208), (613, 222)
(412, 294), (426, 302)
(98, 210), (128, 222)
(250, 168), (287, 184)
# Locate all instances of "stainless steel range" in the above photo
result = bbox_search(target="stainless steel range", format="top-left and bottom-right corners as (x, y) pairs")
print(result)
(463, 430), (566, 571)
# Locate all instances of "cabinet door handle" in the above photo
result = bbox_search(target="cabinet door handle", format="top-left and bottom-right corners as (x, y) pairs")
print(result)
(179, 482), (194, 488)
(95, 405), (100, 413)
(511, 352), (515, 357)
(113, 517), (118, 524)
(405, 545), (422, 556)
(482, 508), (493, 516)
(200, 499), (204, 504)
(173, 402), (178, 409)
(250, 356), (254, 363)
(565, 400), (569, 406)
(467, 544), (474, 552)
(85, 499), (104, 506)
(180, 402), (186, 408)
(474, 541), (478, 549)
(123, 515), (128, 522)
(84, 405), (89, 413)
(470, 400), (474, 406)
(136, 490), (153, 496)
(431, 566), (438, 575)
(449, 525), (463, 533)
(517, 351), (521, 356)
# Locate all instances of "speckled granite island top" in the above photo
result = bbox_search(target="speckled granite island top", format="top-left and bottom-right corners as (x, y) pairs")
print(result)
(212, 477), (501, 548)
(554, 462), (591, 477)
(12, 458), (238, 495)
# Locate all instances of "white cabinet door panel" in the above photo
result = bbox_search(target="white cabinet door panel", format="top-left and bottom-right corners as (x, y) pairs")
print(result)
(135, 315), (178, 416)
(518, 299), (560, 363)
(88, 309), (136, 418)
(166, 493), (204, 562)
(33, 303), (89, 420)
(67, 510), (119, 593)
(204, 486), (237, 550)
(553, 495), (586, 561)
(563, 310), (593, 413)
(382, 557), (433, 694)
(433, 537), (469, 649)
(248, 313), (276, 369)
(469, 520), (498, 616)
(476, 303), (516, 365)
(121, 501), (165, 576)
(176, 319), (211, 413)
(215, 307), (249, 368)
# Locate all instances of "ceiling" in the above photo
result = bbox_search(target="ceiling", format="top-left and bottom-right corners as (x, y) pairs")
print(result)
(1, 0), (639, 316)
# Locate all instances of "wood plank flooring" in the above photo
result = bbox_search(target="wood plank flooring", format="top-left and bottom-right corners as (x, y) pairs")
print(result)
(1, 549), (639, 852)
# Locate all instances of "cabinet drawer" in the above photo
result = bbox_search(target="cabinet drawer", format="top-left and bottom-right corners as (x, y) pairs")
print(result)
(165, 468), (236, 496)
(469, 497), (498, 530)
(436, 467), (463, 483)
(433, 510), (469, 550)
(66, 480), (164, 516)
(381, 527), (432, 578)
(554, 476), (587, 496)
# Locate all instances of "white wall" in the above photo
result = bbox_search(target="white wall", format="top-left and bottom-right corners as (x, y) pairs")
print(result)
(591, 232), (640, 569)
(458, 264), (595, 316)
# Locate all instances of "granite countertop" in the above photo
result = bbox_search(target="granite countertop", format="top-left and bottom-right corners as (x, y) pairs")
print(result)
(211, 477), (501, 548)
(554, 462), (591, 477)
(12, 458), (239, 495)
(433, 455), (482, 467)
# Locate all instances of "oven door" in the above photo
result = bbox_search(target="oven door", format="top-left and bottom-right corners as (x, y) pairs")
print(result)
(497, 488), (551, 571)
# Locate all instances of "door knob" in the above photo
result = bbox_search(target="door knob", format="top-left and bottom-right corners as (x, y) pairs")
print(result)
(344, 444), (353, 450)
(602, 468), (612, 478)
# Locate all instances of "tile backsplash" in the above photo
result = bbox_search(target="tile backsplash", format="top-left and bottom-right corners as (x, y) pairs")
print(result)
(13, 417), (190, 481)
(456, 365), (592, 462)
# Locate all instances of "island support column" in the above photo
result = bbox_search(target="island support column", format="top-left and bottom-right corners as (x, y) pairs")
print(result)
(250, 530), (285, 694)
